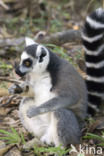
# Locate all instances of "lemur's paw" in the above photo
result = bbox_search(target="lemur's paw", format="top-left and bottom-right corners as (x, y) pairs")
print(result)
(8, 84), (23, 94)
(27, 107), (39, 118)
(40, 134), (54, 146)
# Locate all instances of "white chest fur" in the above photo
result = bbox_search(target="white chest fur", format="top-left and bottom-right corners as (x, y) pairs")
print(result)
(28, 72), (57, 106)
(19, 72), (57, 138)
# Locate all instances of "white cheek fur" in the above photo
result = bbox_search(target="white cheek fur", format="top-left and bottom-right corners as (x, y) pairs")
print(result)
(32, 46), (50, 73)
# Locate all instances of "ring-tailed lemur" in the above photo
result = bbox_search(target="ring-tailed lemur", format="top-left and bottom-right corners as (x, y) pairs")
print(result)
(9, 37), (87, 147)
(8, 8), (104, 147)
(82, 8), (104, 114)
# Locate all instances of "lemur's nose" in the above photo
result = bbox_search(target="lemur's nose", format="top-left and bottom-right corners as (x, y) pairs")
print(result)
(15, 66), (26, 77)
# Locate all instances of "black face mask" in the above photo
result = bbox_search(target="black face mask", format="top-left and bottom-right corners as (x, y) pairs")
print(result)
(15, 66), (26, 77)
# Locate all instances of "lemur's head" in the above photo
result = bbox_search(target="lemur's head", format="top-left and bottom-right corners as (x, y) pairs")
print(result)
(15, 37), (50, 77)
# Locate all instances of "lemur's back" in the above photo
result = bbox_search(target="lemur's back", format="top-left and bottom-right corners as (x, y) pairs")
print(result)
(51, 57), (87, 119)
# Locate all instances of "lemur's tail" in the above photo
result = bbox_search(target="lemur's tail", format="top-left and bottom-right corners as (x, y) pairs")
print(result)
(82, 8), (104, 114)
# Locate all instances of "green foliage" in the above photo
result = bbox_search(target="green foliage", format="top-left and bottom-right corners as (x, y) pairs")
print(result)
(0, 128), (25, 145)
(0, 60), (13, 77)
(45, 44), (74, 64)
(19, 18), (34, 35)
(85, 117), (96, 125)
(50, 19), (63, 32)
(0, 64), (12, 70)
(0, 62), (12, 70)
(33, 18), (45, 27)
(62, 12), (70, 19)
(77, 154), (85, 156)
(0, 82), (8, 89)
(83, 132), (104, 146)
(5, 18), (19, 30)
(34, 145), (70, 156)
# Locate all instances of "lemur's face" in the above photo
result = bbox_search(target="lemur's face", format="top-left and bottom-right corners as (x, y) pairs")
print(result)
(15, 37), (50, 77)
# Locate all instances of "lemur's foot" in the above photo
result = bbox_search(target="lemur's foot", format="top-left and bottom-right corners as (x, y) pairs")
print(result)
(23, 138), (46, 150)
(8, 84), (23, 94)
(40, 133), (54, 146)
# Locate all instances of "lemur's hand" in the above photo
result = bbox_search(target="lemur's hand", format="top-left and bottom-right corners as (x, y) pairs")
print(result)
(8, 84), (23, 94)
(27, 106), (40, 118)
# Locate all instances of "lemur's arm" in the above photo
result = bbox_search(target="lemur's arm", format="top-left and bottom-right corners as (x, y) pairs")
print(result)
(27, 95), (79, 118)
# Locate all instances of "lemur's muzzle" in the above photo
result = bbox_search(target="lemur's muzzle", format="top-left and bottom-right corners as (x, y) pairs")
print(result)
(15, 66), (26, 77)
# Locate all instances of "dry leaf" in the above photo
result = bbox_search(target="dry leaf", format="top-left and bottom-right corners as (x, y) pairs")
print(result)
(0, 107), (10, 116)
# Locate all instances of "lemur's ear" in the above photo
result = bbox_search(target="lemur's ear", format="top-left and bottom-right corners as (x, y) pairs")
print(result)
(25, 37), (37, 46)
(36, 45), (47, 62)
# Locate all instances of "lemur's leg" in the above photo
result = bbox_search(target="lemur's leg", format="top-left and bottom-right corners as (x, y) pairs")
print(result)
(23, 137), (46, 150)
(54, 109), (81, 146)
(41, 108), (81, 147)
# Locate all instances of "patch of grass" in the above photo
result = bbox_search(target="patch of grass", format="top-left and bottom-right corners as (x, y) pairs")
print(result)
(0, 60), (13, 70)
(75, 49), (83, 60)
(0, 128), (25, 145)
(0, 81), (8, 89)
(0, 63), (13, 70)
(83, 132), (104, 146)
(19, 17), (46, 35)
(33, 18), (46, 27)
(34, 145), (70, 156)
(45, 44), (74, 64)
(0, 60), (13, 76)
(19, 18), (33, 35)
(85, 117), (96, 125)
(4, 18), (19, 30)
(50, 19), (63, 32)
(77, 154), (85, 156)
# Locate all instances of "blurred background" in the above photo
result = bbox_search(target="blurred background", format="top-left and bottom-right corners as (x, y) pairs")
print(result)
(0, 1), (104, 156)
(0, 0), (102, 37)
(0, 0), (102, 81)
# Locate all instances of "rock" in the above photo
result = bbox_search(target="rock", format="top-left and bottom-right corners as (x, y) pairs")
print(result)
(4, 146), (22, 156)
(0, 141), (13, 156)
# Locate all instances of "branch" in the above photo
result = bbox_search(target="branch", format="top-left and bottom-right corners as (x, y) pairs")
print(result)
(36, 29), (81, 45)
(0, 77), (23, 84)
(0, 29), (81, 56)
(0, 37), (24, 47)
(0, 0), (9, 10)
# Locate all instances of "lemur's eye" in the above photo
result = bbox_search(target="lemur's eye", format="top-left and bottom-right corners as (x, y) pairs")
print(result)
(24, 61), (30, 67)
(23, 59), (32, 67)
